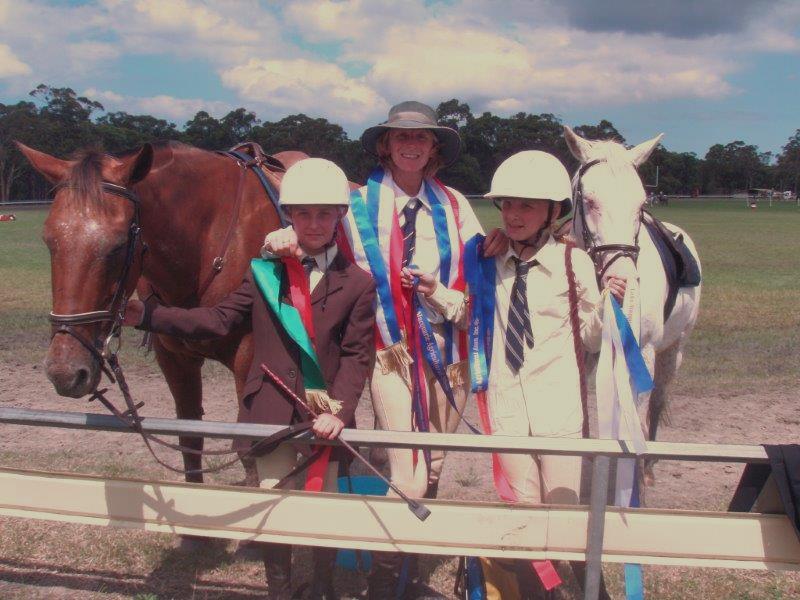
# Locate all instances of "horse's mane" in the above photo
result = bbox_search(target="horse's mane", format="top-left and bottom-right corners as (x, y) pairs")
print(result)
(63, 149), (105, 211)
(63, 140), (192, 210)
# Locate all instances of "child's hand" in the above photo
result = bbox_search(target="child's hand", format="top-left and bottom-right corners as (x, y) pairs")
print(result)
(482, 228), (509, 257)
(262, 226), (303, 259)
(604, 275), (627, 302)
(313, 412), (345, 440)
(401, 267), (438, 297)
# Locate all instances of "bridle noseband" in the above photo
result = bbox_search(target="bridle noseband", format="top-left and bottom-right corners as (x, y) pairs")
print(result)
(573, 159), (643, 281)
(48, 181), (143, 376)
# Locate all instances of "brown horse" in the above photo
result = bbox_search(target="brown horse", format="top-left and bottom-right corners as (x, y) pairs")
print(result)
(18, 141), (304, 483)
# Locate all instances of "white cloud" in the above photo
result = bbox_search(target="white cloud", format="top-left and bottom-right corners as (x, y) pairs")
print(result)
(0, 0), (798, 131)
(0, 44), (31, 78)
(84, 88), (230, 122)
(221, 58), (387, 123)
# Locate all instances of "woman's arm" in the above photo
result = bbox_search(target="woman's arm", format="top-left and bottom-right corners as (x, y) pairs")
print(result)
(400, 267), (469, 327)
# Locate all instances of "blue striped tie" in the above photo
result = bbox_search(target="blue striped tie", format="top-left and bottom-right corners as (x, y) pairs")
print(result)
(506, 257), (537, 373)
(401, 198), (422, 269)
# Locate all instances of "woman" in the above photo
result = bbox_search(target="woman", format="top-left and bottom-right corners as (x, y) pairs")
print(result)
(265, 101), (505, 596)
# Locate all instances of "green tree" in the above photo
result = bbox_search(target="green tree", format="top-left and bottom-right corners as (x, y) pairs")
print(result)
(776, 129), (800, 194)
(574, 120), (625, 145)
(183, 110), (229, 149)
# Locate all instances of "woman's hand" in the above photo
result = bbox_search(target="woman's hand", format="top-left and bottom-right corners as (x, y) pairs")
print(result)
(482, 228), (509, 257)
(122, 299), (144, 326)
(400, 267), (438, 297)
(312, 412), (345, 440)
(604, 275), (627, 302)
(263, 226), (303, 259)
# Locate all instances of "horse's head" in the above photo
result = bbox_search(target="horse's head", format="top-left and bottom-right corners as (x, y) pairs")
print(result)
(564, 126), (662, 284)
(17, 142), (153, 398)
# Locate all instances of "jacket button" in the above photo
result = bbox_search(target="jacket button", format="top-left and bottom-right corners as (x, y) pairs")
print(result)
(288, 369), (297, 379)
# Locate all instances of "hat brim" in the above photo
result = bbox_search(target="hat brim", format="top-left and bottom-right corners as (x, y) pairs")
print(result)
(361, 121), (462, 168)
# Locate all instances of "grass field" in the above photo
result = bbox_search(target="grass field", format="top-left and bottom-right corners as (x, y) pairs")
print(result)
(5, 200), (798, 393)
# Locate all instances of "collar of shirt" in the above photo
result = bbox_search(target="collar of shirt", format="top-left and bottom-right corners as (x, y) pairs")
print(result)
(383, 170), (430, 214)
(299, 244), (338, 274)
(500, 235), (562, 276)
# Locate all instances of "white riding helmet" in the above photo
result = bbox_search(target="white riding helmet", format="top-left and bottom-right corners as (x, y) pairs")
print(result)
(484, 150), (573, 218)
(279, 158), (350, 207)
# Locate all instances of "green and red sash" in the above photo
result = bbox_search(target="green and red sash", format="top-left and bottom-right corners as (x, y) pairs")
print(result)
(250, 257), (331, 492)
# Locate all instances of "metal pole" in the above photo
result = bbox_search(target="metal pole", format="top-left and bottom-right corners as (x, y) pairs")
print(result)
(584, 455), (611, 600)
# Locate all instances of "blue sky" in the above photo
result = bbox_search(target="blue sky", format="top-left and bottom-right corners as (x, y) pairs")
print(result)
(1, 0), (798, 158)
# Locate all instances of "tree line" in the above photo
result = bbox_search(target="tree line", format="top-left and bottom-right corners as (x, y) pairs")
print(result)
(1, 85), (798, 201)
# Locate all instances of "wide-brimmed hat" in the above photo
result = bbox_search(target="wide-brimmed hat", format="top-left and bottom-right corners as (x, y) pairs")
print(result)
(361, 101), (462, 167)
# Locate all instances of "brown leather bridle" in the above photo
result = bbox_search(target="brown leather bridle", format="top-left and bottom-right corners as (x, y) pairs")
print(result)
(573, 159), (643, 281)
(46, 170), (313, 476)
(48, 181), (144, 379)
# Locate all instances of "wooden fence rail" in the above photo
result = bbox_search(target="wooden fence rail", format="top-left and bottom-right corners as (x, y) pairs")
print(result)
(0, 406), (794, 600)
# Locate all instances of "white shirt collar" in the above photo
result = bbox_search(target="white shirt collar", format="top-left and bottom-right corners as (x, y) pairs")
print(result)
(501, 235), (560, 274)
(384, 170), (429, 209)
(300, 244), (338, 273)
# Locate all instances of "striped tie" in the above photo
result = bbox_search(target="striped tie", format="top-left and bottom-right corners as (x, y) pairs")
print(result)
(301, 256), (316, 277)
(506, 257), (537, 373)
(401, 198), (422, 269)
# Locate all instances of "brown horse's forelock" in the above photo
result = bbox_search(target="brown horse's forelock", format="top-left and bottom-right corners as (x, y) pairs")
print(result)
(61, 150), (106, 211)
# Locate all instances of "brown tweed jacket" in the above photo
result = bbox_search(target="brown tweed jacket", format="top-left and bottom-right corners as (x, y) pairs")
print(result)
(139, 252), (376, 428)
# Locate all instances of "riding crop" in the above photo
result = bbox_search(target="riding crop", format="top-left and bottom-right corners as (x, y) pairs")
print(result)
(259, 363), (431, 522)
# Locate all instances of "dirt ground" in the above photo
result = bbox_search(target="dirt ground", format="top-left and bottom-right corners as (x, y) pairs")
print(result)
(1, 357), (799, 599)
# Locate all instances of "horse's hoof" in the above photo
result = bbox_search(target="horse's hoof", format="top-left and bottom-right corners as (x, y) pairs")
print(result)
(176, 534), (214, 552)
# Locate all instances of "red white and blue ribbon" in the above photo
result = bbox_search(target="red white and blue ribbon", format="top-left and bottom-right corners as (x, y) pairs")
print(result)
(339, 168), (468, 450)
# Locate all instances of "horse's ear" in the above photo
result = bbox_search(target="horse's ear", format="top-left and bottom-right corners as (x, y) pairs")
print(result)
(128, 143), (154, 185)
(15, 141), (71, 184)
(628, 133), (664, 168)
(108, 143), (154, 185)
(563, 126), (594, 163)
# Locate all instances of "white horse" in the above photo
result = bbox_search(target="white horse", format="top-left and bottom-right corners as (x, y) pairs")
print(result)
(564, 126), (702, 483)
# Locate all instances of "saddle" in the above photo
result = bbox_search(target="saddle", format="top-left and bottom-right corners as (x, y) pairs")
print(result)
(642, 211), (701, 320)
(216, 142), (289, 228)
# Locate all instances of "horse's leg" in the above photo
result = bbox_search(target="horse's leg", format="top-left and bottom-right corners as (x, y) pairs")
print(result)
(643, 340), (682, 486)
(152, 336), (205, 483)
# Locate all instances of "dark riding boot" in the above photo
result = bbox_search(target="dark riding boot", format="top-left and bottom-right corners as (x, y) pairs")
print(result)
(424, 480), (439, 500)
(309, 547), (338, 600)
(368, 551), (402, 599)
(262, 542), (292, 599)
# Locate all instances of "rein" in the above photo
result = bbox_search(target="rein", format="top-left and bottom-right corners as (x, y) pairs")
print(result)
(47, 175), (309, 476)
(573, 159), (643, 281)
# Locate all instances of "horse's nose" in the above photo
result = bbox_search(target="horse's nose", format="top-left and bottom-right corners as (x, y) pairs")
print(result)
(45, 362), (98, 398)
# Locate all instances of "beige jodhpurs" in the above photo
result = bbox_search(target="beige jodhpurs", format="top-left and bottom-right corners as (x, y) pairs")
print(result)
(256, 443), (339, 492)
(370, 334), (469, 499)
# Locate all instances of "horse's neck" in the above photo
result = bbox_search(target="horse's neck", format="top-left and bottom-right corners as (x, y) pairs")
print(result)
(137, 152), (278, 306)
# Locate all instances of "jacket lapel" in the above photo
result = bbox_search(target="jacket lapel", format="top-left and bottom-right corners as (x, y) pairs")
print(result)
(311, 252), (348, 305)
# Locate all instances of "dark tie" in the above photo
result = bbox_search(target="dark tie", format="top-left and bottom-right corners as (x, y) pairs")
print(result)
(506, 257), (537, 373)
(401, 198), (422, 268)
(301, 256), (316, 278)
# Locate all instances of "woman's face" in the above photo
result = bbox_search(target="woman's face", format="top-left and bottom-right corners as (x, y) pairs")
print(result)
(498, 198), (552, 242)
(387, 129), (437, 175)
